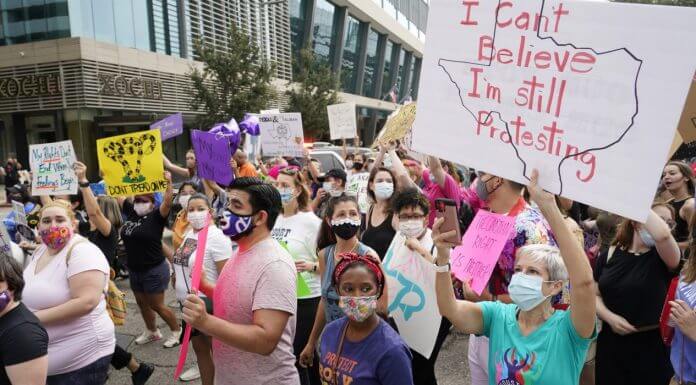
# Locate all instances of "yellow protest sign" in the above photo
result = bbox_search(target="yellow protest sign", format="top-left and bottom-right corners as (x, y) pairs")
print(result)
(97, 129), (167, 197)
(374, 103), (417, 148)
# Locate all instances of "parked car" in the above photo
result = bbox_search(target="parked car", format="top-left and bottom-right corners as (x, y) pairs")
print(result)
(310, 150), (346, 173)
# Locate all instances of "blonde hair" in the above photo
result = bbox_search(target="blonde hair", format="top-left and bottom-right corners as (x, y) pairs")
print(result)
(39, 199), (76, 221)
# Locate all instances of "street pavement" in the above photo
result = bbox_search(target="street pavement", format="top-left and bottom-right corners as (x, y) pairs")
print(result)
(0, 197), (471, 385)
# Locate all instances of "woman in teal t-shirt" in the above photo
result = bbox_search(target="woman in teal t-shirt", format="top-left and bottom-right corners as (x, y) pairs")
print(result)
(430, 170), (597, 385)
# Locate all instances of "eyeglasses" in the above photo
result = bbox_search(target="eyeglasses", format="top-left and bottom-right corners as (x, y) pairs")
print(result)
(398, 214), (425, 221)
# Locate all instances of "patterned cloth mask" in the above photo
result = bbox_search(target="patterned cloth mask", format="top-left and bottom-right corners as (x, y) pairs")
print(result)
(39, 226), (73, 250)
(338, 295), (378, 322)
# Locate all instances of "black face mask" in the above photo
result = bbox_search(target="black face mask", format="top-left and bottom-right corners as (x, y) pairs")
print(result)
(332, 220), (361, 240)
(353, 162), (364, 171)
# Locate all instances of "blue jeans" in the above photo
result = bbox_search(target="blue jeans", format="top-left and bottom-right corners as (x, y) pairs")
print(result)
(46, 355), (112, 385)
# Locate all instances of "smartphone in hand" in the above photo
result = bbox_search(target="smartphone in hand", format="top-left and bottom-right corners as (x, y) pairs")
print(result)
(435, 198), (462, 245)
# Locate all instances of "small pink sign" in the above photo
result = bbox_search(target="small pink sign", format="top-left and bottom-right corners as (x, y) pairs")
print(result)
(450, 210), (515, 295)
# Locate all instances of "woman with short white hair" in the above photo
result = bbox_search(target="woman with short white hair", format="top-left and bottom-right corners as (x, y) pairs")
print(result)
(429, 169), (597, 385)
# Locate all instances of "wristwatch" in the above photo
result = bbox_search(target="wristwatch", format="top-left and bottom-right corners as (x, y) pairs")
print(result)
(312, 263), (318, 272)
(79, 181), (90, 188)
(433, 260), (451, 273)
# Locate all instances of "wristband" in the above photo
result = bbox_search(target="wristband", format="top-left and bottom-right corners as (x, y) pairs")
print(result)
(79, 181), (90, 188)
(433, 260), (451, 273)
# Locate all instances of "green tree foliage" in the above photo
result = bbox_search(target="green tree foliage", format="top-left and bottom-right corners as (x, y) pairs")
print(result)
(286, 49), (341, 141)
(187, 26), (276, 129)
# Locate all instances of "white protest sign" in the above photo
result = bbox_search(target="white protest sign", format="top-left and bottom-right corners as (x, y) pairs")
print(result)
(327, 102), (357, 140)
(383, 232), (441, 358)
(345, 172), (370, 214)
(412, 0), (696, 222)
(259, 113), (305, 157)
(29, 140), (78, 196)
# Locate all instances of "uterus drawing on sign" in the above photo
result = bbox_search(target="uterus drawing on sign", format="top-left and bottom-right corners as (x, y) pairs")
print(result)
(102, 133), (157, 183)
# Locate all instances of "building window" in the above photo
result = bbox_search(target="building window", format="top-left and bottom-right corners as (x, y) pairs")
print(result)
(362, 28), (379, 98)
(312, 0), (337, 64)
(289, 0), (306, 61)
(340, 15), (361, 93)
(1, 0), (70, 45)
(391, 48), (404, 100)
(380, 40), (394, 99)
(114, 0), (135, 47)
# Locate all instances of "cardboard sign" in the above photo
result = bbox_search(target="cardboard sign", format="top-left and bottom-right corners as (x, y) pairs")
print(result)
(345, 172), (370, 214)
(29, 140), (78, 196)
(327, 102), (357, 140)
(450, 210), (516, 295)
(383, 232), (441, 358)
(174, 216), (211, 379)
(375, 103), (417, 146)
(150, 113), (184, 141)
(677, 72), (696, 143)
(11, 201), (26, 226)
(191, 130), (234, 186)
(259, 113), (305, 157)
(412, 0), (696, 222)
(97, 129), (168, 197)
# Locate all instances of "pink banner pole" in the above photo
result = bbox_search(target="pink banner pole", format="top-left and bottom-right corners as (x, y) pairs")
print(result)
(174, 215), (211, 379)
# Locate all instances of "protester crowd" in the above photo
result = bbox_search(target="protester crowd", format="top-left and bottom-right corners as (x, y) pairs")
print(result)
(0, 139), (694, 385)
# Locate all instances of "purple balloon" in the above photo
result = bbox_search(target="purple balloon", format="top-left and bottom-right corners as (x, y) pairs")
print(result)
(239, 114), (260, 136)
(208, 118), (241, 153)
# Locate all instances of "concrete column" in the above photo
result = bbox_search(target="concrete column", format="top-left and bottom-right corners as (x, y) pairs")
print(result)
(302, 0), (317, 48)
(331, 7), (348, 74)
(353, 21), (369, 96)
(372, 33), (387, 99)
(400, 51), (413, 101)
(412, 56), (422, 100)
(64, 109), (98, 179)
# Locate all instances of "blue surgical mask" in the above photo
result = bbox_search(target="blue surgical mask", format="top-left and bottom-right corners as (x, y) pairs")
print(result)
(279, 188), (294, 204)
(638, 228), (656, 247)
(220, 208), (255, 241)
(508, 273), (552, 311)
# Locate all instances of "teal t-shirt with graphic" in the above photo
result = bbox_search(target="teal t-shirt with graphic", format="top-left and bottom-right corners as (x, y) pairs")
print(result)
(480, 302), (596, 385)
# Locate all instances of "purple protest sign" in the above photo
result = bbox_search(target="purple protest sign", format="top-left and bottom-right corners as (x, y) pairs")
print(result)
(191, 130), (234, 186)
(150, 113), (183, 141)
(450, 210), (515, 296)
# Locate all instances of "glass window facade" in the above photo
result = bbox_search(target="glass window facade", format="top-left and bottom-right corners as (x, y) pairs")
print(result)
(289, 0), (307, 61)
(0, 0), (70, 45)
(361, 28), (379, 98)
(394, 48), (405, 98)
(312, 0), (337, 64)
(340, 15), (361, 93)
(370, 0), (427, 42)
(381, 40), (394, 98)
(67, 0), (151, 52)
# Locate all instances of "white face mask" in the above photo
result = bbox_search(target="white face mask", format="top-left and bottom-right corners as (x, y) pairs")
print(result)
(399, 220), (424, 238)
(345, 160), (354, 169)
(133, 202), (153, 217)
(508, 273), (554, 311)
(374, 182), (394, 201)
(187, 210), (209, 230)
(179, 194), (191, 209)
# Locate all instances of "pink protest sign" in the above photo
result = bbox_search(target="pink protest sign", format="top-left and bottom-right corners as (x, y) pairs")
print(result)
(174, 216), (211, 379)
(450, 210), (515, 296)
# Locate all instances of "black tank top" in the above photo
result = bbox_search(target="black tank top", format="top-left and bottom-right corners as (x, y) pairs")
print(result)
(670, 199), (690, 242)
(361, 207), (396, 259)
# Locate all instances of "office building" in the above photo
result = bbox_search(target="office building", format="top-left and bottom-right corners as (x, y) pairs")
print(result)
(0, 0), (426, 169)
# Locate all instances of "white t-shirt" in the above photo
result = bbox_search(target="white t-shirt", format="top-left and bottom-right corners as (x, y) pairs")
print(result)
(23, 235), (115, 375)
(213, 237), (299, 385)
(271, 211), (322, 299)
(173, 225), (235, 302)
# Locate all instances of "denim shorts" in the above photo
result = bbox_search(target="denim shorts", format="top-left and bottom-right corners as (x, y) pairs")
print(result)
(47, 354), (112, 385)
(129, 260), (170, 294)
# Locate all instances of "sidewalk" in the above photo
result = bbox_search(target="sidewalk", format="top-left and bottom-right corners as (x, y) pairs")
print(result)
(108, 280), (201, 385)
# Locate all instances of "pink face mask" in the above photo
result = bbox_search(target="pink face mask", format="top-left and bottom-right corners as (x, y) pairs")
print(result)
(39, 226), (73, 250)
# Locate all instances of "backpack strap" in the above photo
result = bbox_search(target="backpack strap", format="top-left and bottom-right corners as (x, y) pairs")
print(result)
(606, 246), (617, 263)
(65, 239), (88, 267)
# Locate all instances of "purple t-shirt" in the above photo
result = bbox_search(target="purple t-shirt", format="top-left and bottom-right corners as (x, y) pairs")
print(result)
(422, 169), (461, 228)
(319, 317), (414, 385)
(672, 279), (696, 383)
